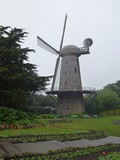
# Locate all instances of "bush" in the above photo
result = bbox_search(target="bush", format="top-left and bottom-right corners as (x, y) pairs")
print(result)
(82, 114), (89, 118)
(100, 109), (120, 116)
(70, 114), (80, 118)
(93, 114), (99, 118)
(0, 106), (32, 125)
(56, 114), (64, 118)
(66, 114), (81, 118)
(85, 89), (120, 114)
(98, 152), (120, 160)
(39, 114), (56, 119)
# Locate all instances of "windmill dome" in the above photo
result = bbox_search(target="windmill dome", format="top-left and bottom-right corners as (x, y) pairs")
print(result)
(60, 45), (80, 56)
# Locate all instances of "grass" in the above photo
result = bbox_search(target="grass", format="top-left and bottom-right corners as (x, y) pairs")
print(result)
(71, 116), (120, 136)
(0, 116), (119, 137)
(51, 116), (120, 136)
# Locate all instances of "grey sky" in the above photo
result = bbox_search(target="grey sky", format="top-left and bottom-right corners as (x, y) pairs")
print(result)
(0, 0), (120, 90)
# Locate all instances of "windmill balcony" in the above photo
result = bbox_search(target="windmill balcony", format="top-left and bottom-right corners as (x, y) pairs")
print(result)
(82, 87), (96, 91)
(46, 87), (96, 95)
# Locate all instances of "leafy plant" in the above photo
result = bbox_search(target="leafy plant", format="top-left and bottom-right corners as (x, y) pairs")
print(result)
(98, 152), (120, 160)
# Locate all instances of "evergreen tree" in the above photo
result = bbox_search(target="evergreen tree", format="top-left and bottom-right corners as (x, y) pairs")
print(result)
(0, 26), (50, 108)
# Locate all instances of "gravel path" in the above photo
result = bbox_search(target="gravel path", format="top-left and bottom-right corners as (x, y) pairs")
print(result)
(15, 136), (120, 154)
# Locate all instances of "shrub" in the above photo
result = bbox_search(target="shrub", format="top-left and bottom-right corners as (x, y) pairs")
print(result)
(39, 114), (56, 119)
(70, 114), (79, 118)
(0, 106), (32, 126)
(98, 152), (120, 160)
(82, 114), (89, 118)
(100, 109), (120, 116)
(93, 114), (99, 118)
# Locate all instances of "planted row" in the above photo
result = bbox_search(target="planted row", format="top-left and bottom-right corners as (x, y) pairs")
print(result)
(0, 130), (107, 143)
(3, 144), (120, 160)
(98, 152), (120, 160)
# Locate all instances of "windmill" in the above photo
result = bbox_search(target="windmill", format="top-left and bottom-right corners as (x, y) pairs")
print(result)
(37, 15), (95, 115)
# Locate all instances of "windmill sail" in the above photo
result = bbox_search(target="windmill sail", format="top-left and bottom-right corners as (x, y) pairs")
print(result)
(51, 14), (67, 91)
(59, 14), (67, 51)
(37, 36), (59, 55)
(52, 56), (62, 90)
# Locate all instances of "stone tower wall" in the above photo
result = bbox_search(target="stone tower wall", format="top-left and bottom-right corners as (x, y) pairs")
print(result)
(57, 93), (85, 115)
(59, 55), (82, 91)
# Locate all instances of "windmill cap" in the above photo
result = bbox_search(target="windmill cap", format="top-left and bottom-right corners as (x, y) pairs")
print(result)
(60, 45), (80, 56)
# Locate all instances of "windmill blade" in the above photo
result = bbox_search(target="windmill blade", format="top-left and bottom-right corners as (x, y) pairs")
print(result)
(59, 14), (67, 51)
(51, 56), (61, 90)
(52, 14), (68, 90)
(37, 36), (59, 55)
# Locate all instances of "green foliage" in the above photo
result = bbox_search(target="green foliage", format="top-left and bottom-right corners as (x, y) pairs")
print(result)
(70, 114), (80, 118)
(38, 114), (56, 119)
(0, 115), (120, 137)
(27, 94), (57, 114)
(98, 152), (120, 160)
(0, 130), (106, 143)
(85, 88), (120, 114)
(104, 80), (120, 97)
(0, 26), (51, 109)
(100, 109), (120, 116)
(0, 106), (31, 125)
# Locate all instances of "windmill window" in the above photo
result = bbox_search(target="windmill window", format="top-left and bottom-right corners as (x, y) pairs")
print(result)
(65, 81), (67, 85)
(66, 61), (67, 64)
(11, 60), (15, 64)
(65, 71), (67, 74)
(67, 107), (69, 110)
(74, 67), (77, 73)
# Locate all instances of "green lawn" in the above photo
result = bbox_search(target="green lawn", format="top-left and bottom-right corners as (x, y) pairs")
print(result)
(71, 116), (120, 136)
(0, 116), (119, 137)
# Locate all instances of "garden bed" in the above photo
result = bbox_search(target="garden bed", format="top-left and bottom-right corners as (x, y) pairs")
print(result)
(0, 130), (107, 143)
(2, 144), (120, 160)
(112, 120), (120, 125)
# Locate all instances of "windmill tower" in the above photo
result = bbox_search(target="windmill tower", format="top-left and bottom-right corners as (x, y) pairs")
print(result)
(37, 15), (95, 115)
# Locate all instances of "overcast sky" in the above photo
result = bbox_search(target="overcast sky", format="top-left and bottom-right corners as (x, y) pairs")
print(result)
(0, 0), (120, 90)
